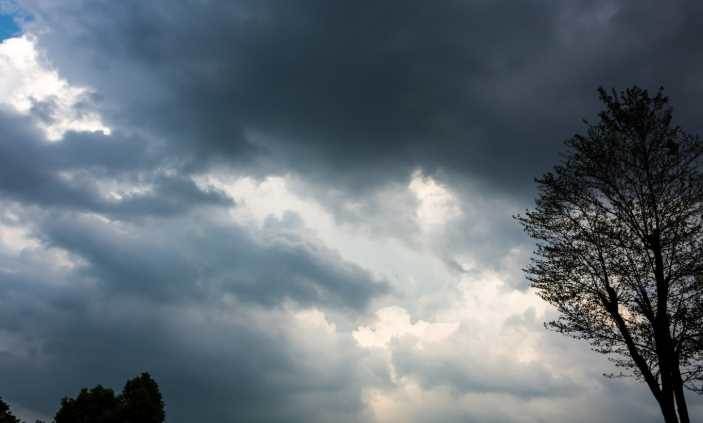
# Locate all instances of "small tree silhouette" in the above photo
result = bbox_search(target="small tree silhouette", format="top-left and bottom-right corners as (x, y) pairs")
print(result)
(0, 397), (21, 423)
(54, 373), (165, 423)
(54, 385), (121, 423)
(120, 373), (165, 423)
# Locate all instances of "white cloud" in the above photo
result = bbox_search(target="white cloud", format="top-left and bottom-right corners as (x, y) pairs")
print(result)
(0, 34), (109, 140)
(199, 172), (454, 306)
(353, 306), (459, 349)
(0, 205), (82, 271)
(408, 170), (462, 228)
(197, 169), (615, 420)
(0, 219), (39, 253)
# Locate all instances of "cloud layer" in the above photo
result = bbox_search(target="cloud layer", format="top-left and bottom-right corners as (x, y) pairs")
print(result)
(1, 1), (703, 422)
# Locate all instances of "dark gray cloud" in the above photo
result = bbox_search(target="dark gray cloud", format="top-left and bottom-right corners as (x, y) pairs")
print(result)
(0, 109), (231, 217)
(0, 267), (386, 422)
(36, 210), (387, 309)
(0, 97), (387, 420)
(0, 205), (388, 422)
(19, 0), (703, 198)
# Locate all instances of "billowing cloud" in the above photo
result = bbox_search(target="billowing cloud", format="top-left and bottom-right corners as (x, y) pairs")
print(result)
(0, 34), (109, 139)
(16, 0), (703, 195)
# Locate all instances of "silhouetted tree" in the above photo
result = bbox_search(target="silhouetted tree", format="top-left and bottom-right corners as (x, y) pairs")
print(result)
(0, 397), (20, 423)
(120, 373), (165, 423)
(516, 87), (703, 423)
(52, 373), (165, 423)
(54, 385), (120, 423)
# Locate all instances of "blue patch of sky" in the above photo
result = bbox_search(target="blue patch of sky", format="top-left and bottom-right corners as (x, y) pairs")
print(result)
(0, 1), (24, 41)
(0, 14), (19, 40)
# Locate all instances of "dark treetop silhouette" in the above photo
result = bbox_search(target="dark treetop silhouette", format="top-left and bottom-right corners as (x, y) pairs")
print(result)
(516, 87), (703, 423)
(0, 397), (21, 423)
(53, 372), (165, 423)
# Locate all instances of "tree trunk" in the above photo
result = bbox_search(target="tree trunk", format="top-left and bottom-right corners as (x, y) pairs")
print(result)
(603, 291), (678, 423)
(672, 361), (690, 423)
(659, 402), (679, 423)
(654, 320), (678, 423)
(657, 369), (683, 423)
(652, 244), (679, 423)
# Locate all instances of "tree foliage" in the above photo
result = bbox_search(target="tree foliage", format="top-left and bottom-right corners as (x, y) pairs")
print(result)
(516, 87), (703, 423)
(54, 373), (165, 423)
(54, 385), (121, 423)
(120, 373), (165, 423)
(0, 397), (21, 423)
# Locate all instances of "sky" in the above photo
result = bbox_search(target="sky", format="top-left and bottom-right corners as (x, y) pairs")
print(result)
(0, 1), (702, 422)
(0, 15), (17, 40)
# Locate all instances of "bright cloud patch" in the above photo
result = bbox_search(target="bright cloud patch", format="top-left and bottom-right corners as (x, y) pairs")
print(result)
(353, 306), (459, 349)
(409, 170), (462, 228)
(0, 35), (109, 140)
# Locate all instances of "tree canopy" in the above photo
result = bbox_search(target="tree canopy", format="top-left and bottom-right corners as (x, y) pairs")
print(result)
(517, 87), (703, 423)
(54, 373), (165, 423)
(54, 385), (120, 423)
(0, 397), (21, 423)
(120, 373), (165, 423)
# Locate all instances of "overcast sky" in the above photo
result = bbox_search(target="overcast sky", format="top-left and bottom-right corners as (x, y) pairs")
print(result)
(1, 1), (703, 422)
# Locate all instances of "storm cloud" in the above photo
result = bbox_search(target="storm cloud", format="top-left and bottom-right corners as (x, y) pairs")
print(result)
(18, 0), (703, 195)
